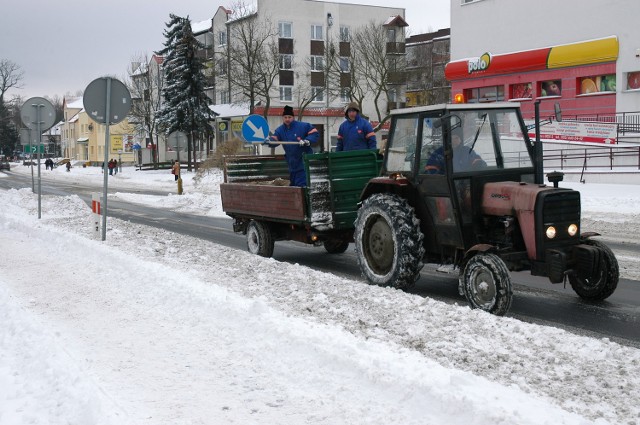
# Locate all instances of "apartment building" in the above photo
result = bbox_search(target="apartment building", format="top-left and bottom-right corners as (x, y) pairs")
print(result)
(211, 0), (406, 151)
(405, 28), (451, 107)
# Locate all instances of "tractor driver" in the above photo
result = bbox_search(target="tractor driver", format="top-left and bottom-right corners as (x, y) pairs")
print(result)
(424, 130), (486, 174)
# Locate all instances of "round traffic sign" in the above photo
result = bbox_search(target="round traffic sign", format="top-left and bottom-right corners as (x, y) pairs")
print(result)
(83, 77), (132, 124)
(242, 114), (270, 142)
(20, 97), (56, 131)
(168, 131), (188, 149)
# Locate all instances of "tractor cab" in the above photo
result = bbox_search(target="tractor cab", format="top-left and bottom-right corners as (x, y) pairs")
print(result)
(382, 103), (537, 262)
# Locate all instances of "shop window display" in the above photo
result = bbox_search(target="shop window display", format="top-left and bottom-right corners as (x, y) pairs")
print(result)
(627, 71), (640, 90)
(579, 74), (616, 94)
(540, 80), (562, 97)
(511, 82), (532, 99)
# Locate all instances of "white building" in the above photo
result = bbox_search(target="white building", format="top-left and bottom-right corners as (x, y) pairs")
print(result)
(212, 0), (407, 151)
(448, 0), (640, 120)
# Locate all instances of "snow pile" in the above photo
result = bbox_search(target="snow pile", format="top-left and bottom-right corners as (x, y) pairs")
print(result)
(1, 164), (640, 424)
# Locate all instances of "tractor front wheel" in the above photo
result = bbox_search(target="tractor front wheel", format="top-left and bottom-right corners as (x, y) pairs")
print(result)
(569, 239), (619, 301)
(461, 253), (513, 316)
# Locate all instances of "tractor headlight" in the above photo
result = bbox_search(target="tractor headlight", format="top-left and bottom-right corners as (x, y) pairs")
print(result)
(546, 226), (557, 239)
(568, 223), (578, 237)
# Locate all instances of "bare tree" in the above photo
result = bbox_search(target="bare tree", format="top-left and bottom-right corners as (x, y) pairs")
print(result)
(225, 0), (279, 116)
(0, 59), (24, 105)
(126, 53), (164, 167)
(349, 21), (406, 130)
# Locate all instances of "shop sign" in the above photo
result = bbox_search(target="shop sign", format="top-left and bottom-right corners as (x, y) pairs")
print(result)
(468, 52), (491, 74)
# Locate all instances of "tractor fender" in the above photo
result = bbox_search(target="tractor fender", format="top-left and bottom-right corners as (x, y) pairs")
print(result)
(360, 176), (413, 202)
(580, 231), (601, 239)
(462, 243), (496, 265)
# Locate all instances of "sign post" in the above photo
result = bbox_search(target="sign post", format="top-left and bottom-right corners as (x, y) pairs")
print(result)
(20, 97), (56, 219)
(83, 77), (132, 241)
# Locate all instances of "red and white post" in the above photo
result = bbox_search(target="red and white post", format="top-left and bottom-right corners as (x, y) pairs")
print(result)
(91, 193), (102, 238)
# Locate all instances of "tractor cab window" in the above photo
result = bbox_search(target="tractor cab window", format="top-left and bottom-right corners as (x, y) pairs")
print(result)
(451, 110), (533, 173)
(386, 115), (419, 173)
(419, 117), (443, 174)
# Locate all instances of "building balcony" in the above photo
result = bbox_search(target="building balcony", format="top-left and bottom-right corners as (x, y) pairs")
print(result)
(387, 101), (407, 111)
(387, 71), (407, 85)
(386, 42), (406, 54)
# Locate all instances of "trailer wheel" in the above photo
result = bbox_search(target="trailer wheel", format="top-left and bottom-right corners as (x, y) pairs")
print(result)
(246, 220), (274, 258)
(569, 239), (619, 301)
(355, 194), (425, 290)
(461, 253), (513, 316)
(323, 239), (350, 254)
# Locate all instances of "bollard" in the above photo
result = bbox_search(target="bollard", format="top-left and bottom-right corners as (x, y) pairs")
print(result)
(91, 193), (102, 238)
(177, 177), (183, 195)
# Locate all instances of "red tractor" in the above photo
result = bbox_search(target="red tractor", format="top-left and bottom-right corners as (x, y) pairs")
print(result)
(354, 103), (619, 315)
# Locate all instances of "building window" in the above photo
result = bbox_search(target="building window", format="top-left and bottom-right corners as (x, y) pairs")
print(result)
(220, 90), (229, 104)
(387, 56), (399, 71)
(388, 88), (397, 102)
(312, 87), (325, 102)
(339, 26), (350, 42)
(627, 71), (640, 90)
(540, 80), (562, 97)
(280, 54), (293, 70)
(387, 29), (396, 43)
(311, 24), (324, 41)
(510, 82), (532, 99)
(339, 57), (350, 73)
(218, 30), (227, 46)
(340, 88), (351, 102)
(217, 58), (227, 76)
(465, 85), (504, 103)
(279, 22), (292, 38)
(280, 86), (293, 101)
(310, 55), (324, 71)
(579, 74), (616, 94)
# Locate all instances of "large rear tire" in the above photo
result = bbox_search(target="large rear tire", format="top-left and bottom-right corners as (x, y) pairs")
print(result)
(246, 220), (274, 258)
(569, 239), (619, 301)
(461, 253), (513, 316)
(354, 194), (425, 290)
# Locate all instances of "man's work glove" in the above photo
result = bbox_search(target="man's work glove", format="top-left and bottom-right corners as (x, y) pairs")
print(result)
(262, 138), (272, 146)
(299, 139), (311, 146)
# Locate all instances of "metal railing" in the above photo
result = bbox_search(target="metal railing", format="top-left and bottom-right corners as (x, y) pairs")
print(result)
(543, 145), (640, 171)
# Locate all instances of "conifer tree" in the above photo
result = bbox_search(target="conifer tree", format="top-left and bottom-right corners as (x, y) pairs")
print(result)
(156, 14), (213, 171)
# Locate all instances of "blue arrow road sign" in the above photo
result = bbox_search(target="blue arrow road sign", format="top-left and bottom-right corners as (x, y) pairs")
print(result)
(242, 114), (270, 142)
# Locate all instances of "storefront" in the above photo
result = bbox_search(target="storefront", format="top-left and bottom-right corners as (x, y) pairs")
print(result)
(445, 36), (620, 120)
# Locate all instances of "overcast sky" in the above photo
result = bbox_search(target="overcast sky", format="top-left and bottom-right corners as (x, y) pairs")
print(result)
(1, 0), (450, 102)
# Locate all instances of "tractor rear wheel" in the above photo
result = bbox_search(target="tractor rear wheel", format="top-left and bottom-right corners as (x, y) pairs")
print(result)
(569, 239), (619, 301)
(461, 253), (513, 316)
(355, 194), (425, 290)
(246, 220), (274, 258)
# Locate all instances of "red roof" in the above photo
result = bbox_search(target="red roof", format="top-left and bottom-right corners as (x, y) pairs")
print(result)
(254, 106), (344, 117)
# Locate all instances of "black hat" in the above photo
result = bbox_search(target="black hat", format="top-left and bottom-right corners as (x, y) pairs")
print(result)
(282, 105), (294, 116)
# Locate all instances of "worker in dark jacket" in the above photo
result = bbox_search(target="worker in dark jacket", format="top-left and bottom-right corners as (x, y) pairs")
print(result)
(425, 131), (486, 174)
(265, 105), (320, 187)
(336, 102), (376, 151)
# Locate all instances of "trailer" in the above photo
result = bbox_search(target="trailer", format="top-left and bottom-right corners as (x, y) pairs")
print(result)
(221, 149), (383, 256)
